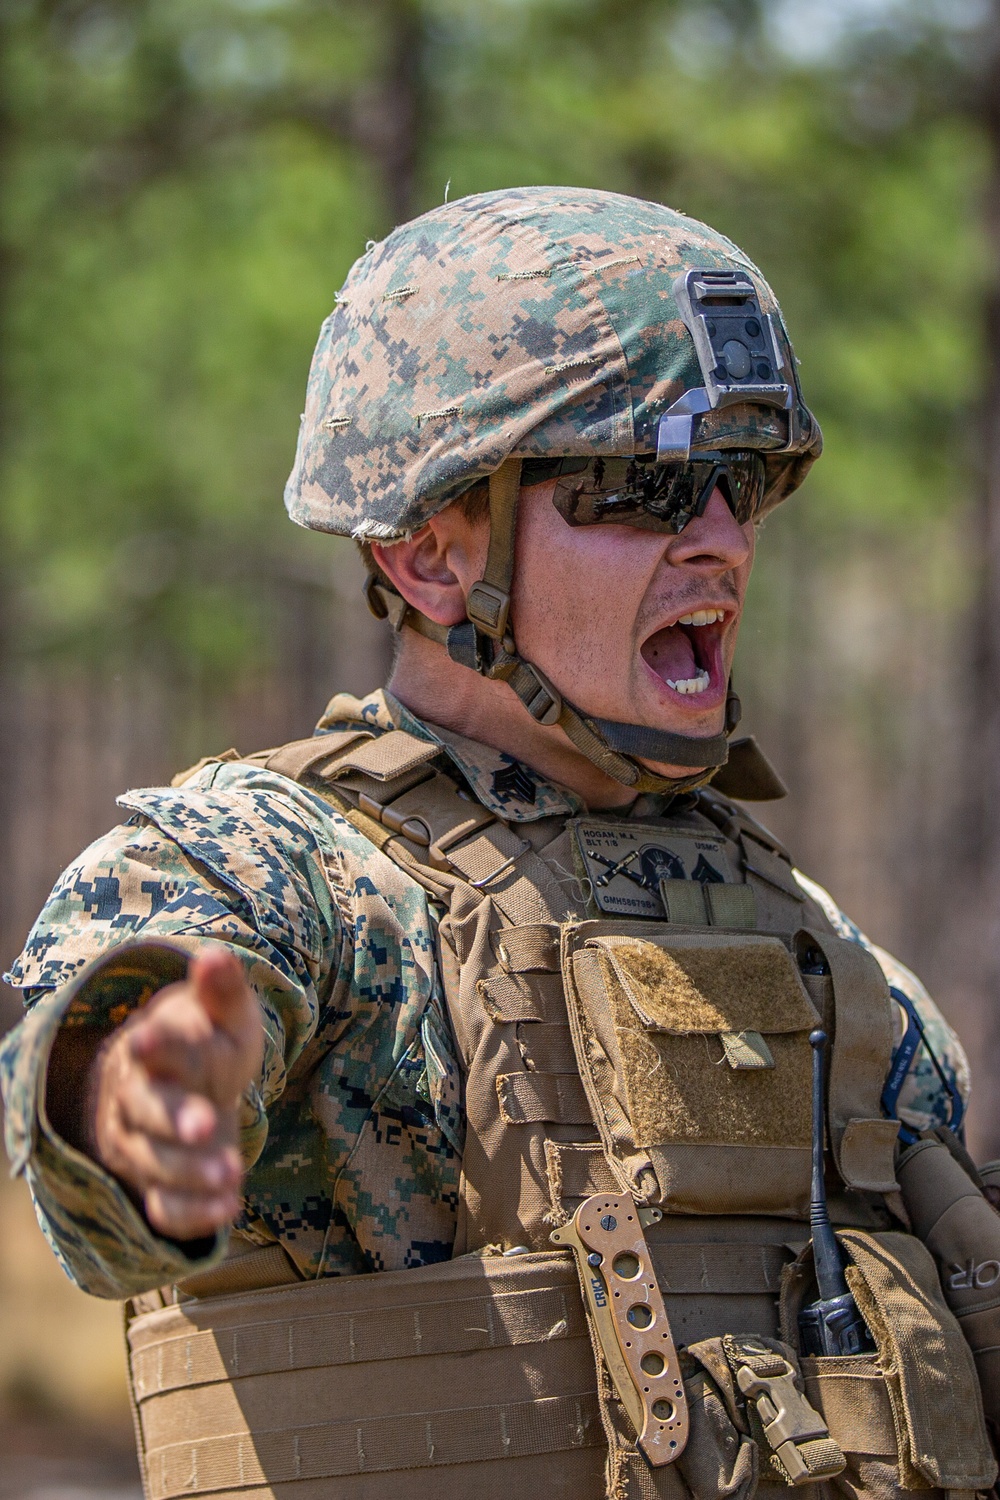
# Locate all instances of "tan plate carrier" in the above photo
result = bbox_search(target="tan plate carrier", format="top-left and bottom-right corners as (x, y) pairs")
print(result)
(126, 728), (997, 1500)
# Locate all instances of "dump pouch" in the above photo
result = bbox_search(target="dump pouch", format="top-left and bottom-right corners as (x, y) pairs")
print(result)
(898, 1132), (1000, 1449)
(780, 1228), (996, 1496)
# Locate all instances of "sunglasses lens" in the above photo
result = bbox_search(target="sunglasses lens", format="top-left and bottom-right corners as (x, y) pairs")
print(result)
(551, 452), (766, 532)
(722, 453), (767, 525)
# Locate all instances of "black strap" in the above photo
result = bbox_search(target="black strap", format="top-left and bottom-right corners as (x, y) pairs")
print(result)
(586, 715), (730, 768)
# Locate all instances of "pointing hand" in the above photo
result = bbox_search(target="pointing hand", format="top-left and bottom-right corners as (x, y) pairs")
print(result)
(81, 947), (263, 1241)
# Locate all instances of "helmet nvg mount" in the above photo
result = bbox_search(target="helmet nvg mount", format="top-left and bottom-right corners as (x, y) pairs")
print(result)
(284, 187), (821, 793)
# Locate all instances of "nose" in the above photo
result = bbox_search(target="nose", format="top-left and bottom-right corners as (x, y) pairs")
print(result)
(667, 485), (751, 571)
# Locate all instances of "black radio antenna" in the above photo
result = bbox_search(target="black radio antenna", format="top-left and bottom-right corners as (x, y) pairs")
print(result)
(798, 1029), (875, 1356)
(808, 1030), (848, 1300)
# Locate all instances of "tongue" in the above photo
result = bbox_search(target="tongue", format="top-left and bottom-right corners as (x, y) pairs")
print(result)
(642, 624), (698, 685)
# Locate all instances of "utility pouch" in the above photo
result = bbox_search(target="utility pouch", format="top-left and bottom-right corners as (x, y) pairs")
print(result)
(674, 1343), (758, 1500)
(560, 925), (821, 1214)
(780, 1228), (996, 1498)
(898, 1133), (1000, 1451)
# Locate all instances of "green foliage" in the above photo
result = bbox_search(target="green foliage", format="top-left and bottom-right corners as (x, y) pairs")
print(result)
(0, 0), (991, 668)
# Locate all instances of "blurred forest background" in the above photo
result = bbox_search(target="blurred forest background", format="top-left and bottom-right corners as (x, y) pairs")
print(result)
(1, 0), (999, 1490)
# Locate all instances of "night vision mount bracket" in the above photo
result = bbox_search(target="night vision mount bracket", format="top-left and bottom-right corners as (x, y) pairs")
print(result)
(656, 268), (797, 463)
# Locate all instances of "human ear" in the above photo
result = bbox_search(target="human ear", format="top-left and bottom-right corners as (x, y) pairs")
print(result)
(371, 508), (487, 628)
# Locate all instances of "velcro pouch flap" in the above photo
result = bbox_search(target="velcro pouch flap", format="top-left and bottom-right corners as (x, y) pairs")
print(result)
(597, 932), (819, 1035)
(561, 923), (820, 1217)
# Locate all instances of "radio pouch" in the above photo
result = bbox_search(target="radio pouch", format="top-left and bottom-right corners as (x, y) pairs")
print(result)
(780, 1228), (996, 1497)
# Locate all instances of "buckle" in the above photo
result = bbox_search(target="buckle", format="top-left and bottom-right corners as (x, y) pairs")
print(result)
(735, 1356), (840, 1485)
(513, 662), (562, 726)
(466, 581), (510, 639)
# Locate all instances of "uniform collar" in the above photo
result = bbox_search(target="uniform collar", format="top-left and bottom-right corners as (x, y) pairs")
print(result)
(315, 688), (583, 824)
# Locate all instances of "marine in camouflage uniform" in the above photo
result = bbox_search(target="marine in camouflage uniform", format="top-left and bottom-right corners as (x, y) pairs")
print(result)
(0, 189), (984, 1495)
(0, 686), (968, 1298)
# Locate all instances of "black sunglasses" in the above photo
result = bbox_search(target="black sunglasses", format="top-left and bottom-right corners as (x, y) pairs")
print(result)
(521, 452), (767, 534)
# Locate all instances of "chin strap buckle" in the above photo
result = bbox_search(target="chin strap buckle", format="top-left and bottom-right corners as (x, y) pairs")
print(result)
(466, 580), (510, 639)
(507, 660), (562, 726)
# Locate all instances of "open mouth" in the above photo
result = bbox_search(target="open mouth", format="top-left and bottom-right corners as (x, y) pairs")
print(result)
(640, 607), (728, 699)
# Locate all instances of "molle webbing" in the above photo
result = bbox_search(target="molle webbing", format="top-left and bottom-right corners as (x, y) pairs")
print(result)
(659, 877), (755, 927)
(143, 1395), (598, 1500)
(258, 729), (575, 926)
(134, 1279), (585, 1394)
(478, 969), (566, 1023)
(128, 1251), (606, 1500)
(497, 1071), (592, 1125)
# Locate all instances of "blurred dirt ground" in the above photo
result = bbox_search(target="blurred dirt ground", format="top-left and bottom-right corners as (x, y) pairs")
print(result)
(0, 1169), (142, 1497)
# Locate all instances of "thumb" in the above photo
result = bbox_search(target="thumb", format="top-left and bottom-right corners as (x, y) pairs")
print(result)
(189, 945), (261, 1058)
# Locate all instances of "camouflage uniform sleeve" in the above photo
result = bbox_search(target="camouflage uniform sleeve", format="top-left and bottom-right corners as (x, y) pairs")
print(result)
(793, 870), (970, 1134)
(0, 762), (350, 1299)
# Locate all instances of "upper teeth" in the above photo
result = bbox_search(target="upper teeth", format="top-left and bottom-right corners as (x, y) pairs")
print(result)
(667, 671), (711, 695)
(677, 609), (725, 626)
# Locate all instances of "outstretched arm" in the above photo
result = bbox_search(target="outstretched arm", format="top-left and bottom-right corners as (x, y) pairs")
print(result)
(2, 762), (351, 1297)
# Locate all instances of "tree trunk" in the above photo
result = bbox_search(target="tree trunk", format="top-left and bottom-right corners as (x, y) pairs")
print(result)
(960, 0), (1000, 1159)
(352, 0), (426, 227)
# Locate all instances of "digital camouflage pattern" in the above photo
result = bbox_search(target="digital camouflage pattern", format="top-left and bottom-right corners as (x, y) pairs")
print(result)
(284, 187), (823, 541)
(1, 691), (969, 1299)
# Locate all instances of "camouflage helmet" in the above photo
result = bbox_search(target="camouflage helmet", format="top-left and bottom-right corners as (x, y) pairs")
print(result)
(285, 186), (820, 539)
(284, 187), (822, 793)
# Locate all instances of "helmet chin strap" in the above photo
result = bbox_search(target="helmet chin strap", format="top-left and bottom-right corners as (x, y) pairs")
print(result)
(365, 456), (740, 796)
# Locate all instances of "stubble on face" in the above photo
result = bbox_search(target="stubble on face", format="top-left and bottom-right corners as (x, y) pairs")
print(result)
(511, 480), (755, 756)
